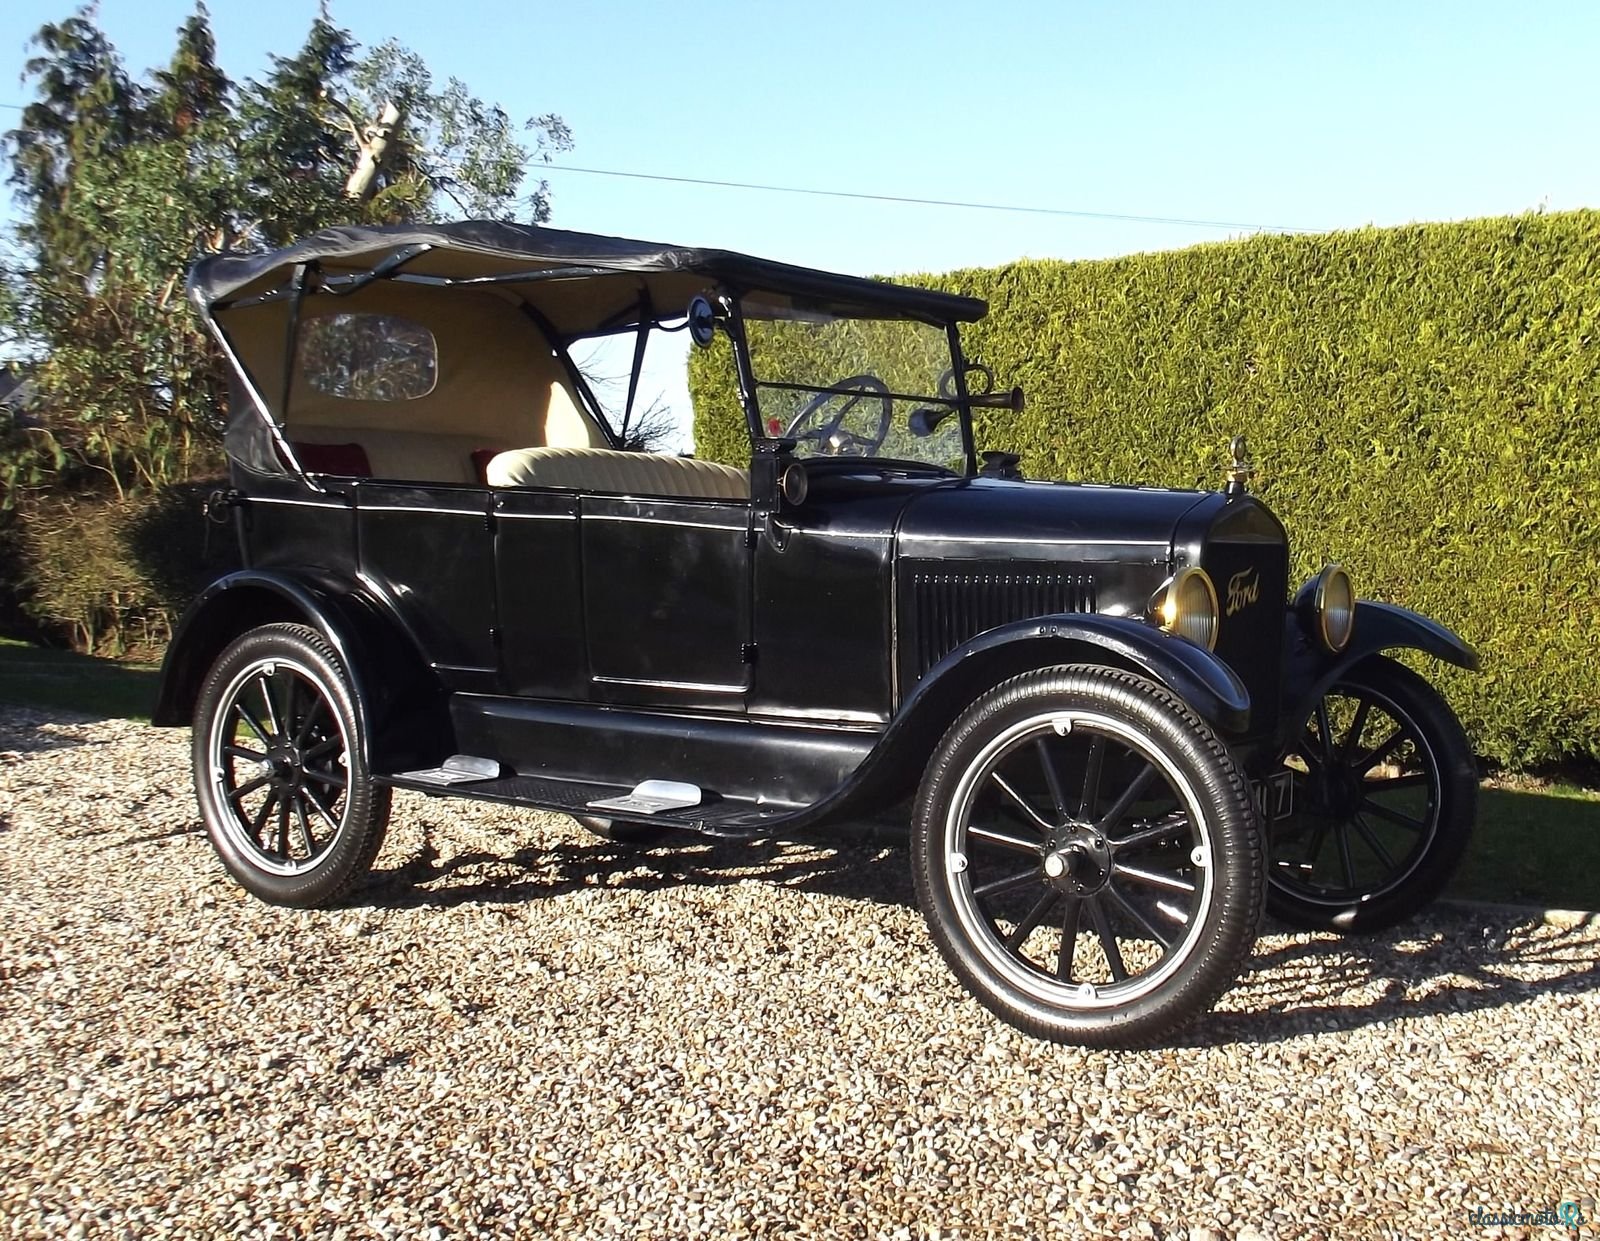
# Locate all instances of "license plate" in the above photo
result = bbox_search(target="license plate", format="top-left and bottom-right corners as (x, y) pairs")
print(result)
(1252, 769), (1295, 821)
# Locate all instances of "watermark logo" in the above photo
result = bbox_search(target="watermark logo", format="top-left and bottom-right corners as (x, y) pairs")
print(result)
(1466, 1200), (1585, 1230)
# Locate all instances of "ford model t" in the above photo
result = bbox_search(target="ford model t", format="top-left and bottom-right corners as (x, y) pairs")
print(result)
(155, 222), (1478, 1047)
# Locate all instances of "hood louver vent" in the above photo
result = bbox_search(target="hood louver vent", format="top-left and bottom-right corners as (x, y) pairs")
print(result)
(908, 568), (1096, 680)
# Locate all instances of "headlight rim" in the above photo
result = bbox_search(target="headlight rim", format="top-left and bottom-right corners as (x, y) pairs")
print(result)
(1314, 562), (1355, 653)
(1152, 566), (1220, 652)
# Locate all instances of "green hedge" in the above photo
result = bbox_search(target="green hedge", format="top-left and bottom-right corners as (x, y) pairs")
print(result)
(690, 211), (1600, 769)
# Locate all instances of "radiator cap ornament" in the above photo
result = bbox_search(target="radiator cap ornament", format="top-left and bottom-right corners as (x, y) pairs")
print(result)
(1225, 434), (1255, 496)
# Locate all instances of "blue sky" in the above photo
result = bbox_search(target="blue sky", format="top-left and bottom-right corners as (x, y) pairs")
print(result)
(5, 0), (1598, 277)
(4, 2), (1598, 447)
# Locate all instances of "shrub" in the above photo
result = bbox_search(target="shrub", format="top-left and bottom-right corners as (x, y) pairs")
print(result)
(11, 480), (236, 657)
(690, 211), (1600, 768)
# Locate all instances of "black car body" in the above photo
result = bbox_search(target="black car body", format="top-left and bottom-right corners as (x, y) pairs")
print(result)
(156, 222), (1479, 1046)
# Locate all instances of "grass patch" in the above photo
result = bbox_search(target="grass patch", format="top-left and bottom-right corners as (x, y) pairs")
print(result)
(0, 637), (159, 722)
(0, 635), (1595, 910)
(1447, 780), (1600, 911)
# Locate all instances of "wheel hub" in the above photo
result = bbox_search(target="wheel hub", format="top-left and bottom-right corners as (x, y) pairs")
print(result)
(1042, 825), (1112, 895)
(264, 745), (303, 786)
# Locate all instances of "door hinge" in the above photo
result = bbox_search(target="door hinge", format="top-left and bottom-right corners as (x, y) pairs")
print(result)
(740, 643), (759, 665)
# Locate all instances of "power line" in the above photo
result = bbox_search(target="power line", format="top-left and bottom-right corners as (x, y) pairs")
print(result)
(0, 100), (1298, 232)
(544, 163), (1301, 234)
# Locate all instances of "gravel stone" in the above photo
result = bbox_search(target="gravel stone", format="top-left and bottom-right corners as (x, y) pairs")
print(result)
(1, 706), (1595, 1238)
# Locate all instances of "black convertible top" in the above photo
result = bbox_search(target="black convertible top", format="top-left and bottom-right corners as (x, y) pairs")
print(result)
(188, 220), (987, 324)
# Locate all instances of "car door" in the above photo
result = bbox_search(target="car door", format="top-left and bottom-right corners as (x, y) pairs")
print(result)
(579, 493), (753, 709)
(355, 480), (497, 691)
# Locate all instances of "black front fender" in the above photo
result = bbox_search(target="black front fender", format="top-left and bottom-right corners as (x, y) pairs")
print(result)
(1279, 599), (1478, 748)
(905, 613), (1252, 736)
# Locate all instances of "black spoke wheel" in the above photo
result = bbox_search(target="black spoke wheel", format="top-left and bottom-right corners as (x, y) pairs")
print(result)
(1268, 655), (1476, 933)
(193, 623), (390, 907)
(912, 666), (1264, 1048)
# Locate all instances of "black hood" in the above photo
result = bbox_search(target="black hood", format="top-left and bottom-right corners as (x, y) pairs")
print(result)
(895, 476), (1211, 563)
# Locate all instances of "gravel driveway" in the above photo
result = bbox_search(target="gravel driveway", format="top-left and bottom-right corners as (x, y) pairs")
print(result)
(2, 706), (1596, 1239)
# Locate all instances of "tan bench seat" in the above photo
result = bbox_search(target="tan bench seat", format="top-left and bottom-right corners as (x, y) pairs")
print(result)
(291, 427), (521, 484)
(485, 447), (750, 500)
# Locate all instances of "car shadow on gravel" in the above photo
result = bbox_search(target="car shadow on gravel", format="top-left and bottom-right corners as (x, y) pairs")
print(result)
(360, 826), (1598, 1045)
(1187, 914), (1600, 1048)
(361, 828), (917, 912)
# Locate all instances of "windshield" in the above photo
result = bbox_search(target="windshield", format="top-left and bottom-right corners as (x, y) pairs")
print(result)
(741, 302), (967, 471)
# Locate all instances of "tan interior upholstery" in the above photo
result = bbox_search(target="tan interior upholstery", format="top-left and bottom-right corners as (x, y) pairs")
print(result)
(222, 280), (610, 482)
(486, 447), (750, 500)
(291, 426), (522, 485)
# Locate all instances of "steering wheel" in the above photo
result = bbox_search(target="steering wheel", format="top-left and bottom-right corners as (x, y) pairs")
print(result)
(784, 374), (893, 455)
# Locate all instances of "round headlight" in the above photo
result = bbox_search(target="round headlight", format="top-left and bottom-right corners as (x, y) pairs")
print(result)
(1156, 567), (1219, 651)
(1315, 564), (1355, 652)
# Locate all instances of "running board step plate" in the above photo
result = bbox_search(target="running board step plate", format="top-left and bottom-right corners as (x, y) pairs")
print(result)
(375, 771), (787, 838)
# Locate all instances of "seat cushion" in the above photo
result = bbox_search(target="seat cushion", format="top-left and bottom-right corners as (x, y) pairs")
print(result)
(485, 447), (750, 500)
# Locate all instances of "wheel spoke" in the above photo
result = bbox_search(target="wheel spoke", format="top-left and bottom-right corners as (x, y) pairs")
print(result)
(974, 867), (1044, 900)
(1108, 815), (1188, 855)
(1366, 772), (1429, 792)
(1350, 814), (1397, 870)
(1036, 739), (1069, 820)
(990, 772), (1054, 834)
(295, 794), (317, 857)
(1004, 890), (1059, 951)
(1101, 881), (1173, 949)
(227, 773), (272, 802)
(1360, 798), (1428, 831)
(295, 695), (329, 748)
(250, 790), (278, 841)
(1352, 728), (1407, 774)
(1335, 822), (1358, 888)
(1301, 820), (1329, 870)
(1086, 897), (1127, 982)
(258, 673), (283, 738)
(303, 736), (342, 762)
(276, 796), (291, 855)
(302, 785), (342, 834)
(1056, 897), (1081, 981)
(1340, 698), (1372, 760)
(223, 744), (266, 762)
(304, 766), (347, 790)
(1111, 862), (1197, 894)
(1314, 700), (1335, 760)
(1077, 735), (1106, 819)
(1095, 763), (1158, 832)
(234, 701), (272, 748)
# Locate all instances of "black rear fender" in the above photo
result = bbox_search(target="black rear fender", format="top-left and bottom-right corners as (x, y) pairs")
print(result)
(152, 571), (448, 769)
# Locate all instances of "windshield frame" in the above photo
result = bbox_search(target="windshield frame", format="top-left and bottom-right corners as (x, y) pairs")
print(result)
(728, 294), (977, 476)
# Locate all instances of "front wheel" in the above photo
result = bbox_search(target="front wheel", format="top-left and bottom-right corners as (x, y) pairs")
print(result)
(912, 666), (1265, 1048)
(192, 623), (390, 907)
(1268, 656), (1476, 933)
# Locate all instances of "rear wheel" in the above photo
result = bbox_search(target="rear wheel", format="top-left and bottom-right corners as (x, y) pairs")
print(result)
(192, 623), (390, 907)
(912, 665), (1265, 1047)
(1268, 656), (1476, 933)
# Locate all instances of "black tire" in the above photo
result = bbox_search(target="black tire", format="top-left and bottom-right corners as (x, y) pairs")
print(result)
(912, 665), (1265, 1048)
(192, 623), (391, 907)
(570, 814), (673, 847)
(1268, 656), (1476, 934)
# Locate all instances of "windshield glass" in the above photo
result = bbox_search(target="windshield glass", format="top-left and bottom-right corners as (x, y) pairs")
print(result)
(741, 302), (967, 471)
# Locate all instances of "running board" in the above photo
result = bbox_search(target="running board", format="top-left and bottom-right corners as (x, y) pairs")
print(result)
(375, 771), (788, 839)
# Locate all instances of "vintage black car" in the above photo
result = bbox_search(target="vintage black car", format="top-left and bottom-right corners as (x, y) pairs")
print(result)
(155, 222), (1479, 1047)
